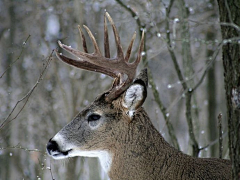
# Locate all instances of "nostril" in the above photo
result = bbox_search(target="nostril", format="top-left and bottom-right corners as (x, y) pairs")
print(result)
(46, 139), (59, 154)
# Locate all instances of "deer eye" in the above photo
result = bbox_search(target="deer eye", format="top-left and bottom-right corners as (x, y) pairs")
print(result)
(87, 114), (101, 127)
(88, 114), (101, 122)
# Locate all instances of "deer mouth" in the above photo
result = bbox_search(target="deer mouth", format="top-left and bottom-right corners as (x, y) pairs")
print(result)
(51, 149), (72, 159)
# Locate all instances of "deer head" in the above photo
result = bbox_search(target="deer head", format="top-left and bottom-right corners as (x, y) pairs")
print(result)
(47, 12), (146, 172)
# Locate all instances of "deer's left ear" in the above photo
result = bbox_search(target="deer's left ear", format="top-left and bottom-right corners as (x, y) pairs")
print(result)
(122, 69), (148, 117)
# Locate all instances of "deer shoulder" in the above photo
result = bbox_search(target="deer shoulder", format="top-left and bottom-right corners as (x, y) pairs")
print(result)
(47, 12), (232, 180)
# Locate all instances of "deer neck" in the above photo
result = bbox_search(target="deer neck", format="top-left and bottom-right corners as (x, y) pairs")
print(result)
(108, 108), (179, 180)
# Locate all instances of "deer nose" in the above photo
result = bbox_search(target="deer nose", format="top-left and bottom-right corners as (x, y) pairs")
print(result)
(46, 139), (59, 155)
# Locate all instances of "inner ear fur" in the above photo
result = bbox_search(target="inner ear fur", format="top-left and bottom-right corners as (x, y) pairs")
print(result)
(121, 69), (148, 117)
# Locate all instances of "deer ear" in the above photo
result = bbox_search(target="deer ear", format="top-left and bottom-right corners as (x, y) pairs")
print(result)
(122, 69), (148, 117)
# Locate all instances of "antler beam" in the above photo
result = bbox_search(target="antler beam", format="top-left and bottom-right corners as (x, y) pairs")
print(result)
(55, 12), (145, 102)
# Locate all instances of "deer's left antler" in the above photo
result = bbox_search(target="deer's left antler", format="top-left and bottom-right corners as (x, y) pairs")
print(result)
(55, 12), (144, 102)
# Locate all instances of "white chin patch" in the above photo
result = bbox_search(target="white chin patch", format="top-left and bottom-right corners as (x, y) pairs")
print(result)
(51, 134), (112, 173)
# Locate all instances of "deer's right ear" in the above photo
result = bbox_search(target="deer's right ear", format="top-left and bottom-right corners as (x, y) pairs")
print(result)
(122, 69), (148, 118)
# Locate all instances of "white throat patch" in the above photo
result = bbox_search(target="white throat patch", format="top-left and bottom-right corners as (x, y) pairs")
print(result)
(98, 151), (112, 173)
(70, 150), (112, 173)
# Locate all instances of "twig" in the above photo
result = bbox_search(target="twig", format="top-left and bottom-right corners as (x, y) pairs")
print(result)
(192, 45), (222, 92)
(0, 35), (31, 79)
(115, 0), (143, 39)
(199, 130), (227, 152)
(218, 113), (223, 159)
(47, 162), (55, 180)
(185, 90), (199, 156)
(114, 0), (146, 64)
(165, 0), (188, 90)
(189, 20), (240, 34)
(0, 50), (53, 129)
(224, 0), (233, 24)
(38, 158), (55, 180)
(0, 144), (45, 155)
(192, 36), (240, 92)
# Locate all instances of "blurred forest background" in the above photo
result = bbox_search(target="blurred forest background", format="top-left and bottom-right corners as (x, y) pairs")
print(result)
(0, 0), (235, 179)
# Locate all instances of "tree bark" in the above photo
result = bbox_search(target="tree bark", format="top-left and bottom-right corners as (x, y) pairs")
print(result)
(217, 0), (240, 179)
(0, 1), (16, 179)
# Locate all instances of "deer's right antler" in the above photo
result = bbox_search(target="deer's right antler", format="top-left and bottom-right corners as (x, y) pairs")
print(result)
(55, 12), (144, 102)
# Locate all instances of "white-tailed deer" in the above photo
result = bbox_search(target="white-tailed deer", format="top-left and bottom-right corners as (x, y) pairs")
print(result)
(47, 13), (232, 179)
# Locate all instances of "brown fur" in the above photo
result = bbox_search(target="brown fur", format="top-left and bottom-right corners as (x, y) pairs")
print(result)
(48, 73), (232, 180)
(108, 107), (232, 180)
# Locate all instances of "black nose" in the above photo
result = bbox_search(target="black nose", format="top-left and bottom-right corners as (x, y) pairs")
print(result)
(46, 139), (59, 154)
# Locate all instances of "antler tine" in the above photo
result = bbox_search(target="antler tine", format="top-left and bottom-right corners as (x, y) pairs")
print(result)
(78, 25), (88, 53)
(125, 32), (136, 62)
(104, 14), (110, 58)
(83, 25), (102, 55)
(132, 30), (145, 67)
(58, 40), (93, 59)
(55, 49), (117, 78)
(105, 12), (124, 59)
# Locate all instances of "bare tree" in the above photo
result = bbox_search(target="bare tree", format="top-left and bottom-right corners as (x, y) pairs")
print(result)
(217, 0), (240, 179)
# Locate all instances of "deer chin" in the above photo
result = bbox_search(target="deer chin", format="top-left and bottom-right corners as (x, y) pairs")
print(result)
(48, 133), (112, 172)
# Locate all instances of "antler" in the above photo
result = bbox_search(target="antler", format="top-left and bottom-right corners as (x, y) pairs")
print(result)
(55, 12), (145, 102)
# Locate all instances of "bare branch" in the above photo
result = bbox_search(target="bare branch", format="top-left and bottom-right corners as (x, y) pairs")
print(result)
(199, 131), (228, 152)
(0, 50), (53, 130)
(115, 0), (143, 39)
(193, 36), (240, 91)
(0, 35), (31, 79)
(189, 19), (240, 34)
(0, 144), (45, 155)
(47, 162), (55, 180)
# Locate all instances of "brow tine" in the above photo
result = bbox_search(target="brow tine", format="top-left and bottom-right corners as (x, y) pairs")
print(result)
(78, 25), (88, 53)
(133, 30), (144, 67)
(83, 25), (101, 55)
(105, 12), (124, 59)
(125, 32), (136, 62)
(104, 15), (110, 58)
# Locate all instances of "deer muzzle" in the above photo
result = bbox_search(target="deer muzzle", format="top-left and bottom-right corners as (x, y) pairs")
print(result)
(46, 138), (72, 159)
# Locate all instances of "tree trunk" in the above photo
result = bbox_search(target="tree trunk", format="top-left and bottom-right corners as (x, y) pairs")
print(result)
(0, 1), (16, 179)
(206, 16), (217, 157)
(217, 0), (240, 179)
